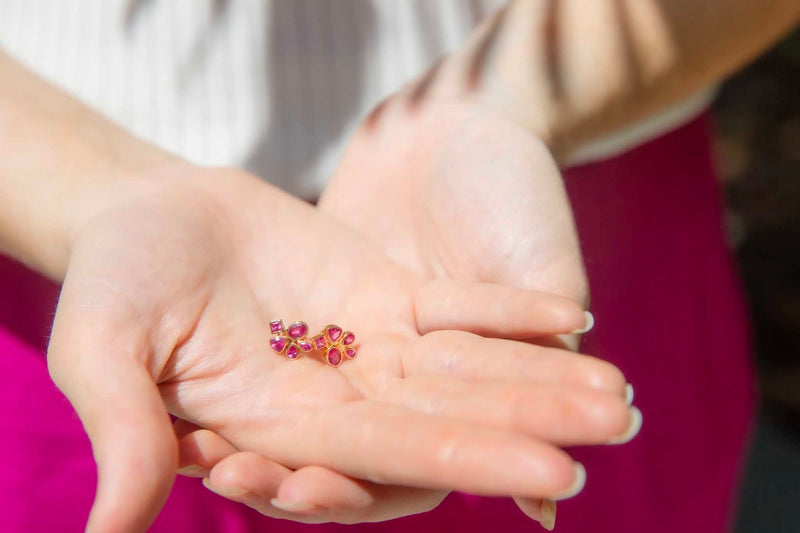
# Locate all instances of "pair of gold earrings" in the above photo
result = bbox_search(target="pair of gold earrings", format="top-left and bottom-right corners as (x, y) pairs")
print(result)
(268, 319), (357, 367)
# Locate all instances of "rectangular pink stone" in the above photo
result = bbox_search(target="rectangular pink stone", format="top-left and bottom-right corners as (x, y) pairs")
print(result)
(313, 334), (327, 350)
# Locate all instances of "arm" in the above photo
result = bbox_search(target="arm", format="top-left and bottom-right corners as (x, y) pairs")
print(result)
(0, 48), (628, 532)
(0, 49), (175, 279)
(457, 0), (800, 157)
(314, 4), (794, 523)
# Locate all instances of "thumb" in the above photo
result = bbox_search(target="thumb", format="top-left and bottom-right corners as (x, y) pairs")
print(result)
(48, 292), (177, 533)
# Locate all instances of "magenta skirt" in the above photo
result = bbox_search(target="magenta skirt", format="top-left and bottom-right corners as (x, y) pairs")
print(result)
(0, 113), (754, 532)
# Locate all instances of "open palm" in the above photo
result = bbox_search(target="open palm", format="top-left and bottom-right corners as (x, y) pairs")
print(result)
(49, 166), (627, 531)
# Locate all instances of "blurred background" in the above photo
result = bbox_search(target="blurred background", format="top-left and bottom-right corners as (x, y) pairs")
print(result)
(714, 26), (800, 533)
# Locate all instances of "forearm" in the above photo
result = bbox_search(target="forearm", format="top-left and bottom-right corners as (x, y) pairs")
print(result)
(0, 50), (176, 279)
(461, 0), (800, 157)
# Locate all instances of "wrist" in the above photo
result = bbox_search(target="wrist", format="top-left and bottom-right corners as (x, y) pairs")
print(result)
(413, 15), (559, 156)
(45, 141), (183, 281)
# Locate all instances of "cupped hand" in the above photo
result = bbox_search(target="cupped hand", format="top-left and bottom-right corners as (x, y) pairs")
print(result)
(320, 90), (588, 305)
(47, 164), (629, 532)
(314, 77), (629, 524)
(168, 93), (637, 526)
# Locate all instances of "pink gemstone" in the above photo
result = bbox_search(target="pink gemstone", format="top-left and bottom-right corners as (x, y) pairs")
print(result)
(269, 320), (284, 334)
(313, 334), (327, 350)
(345, 348), (357, 359)
(287, 321), (308, 339)
(326, 325), (343, 342)
(286, 344), (299, 359)
(298, 340), (313, 352)
(326, 347), (342, 367)
(342, 332), (355, 345)
(269, 336), (287, 353)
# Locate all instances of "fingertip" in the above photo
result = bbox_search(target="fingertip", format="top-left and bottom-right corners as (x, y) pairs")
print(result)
(515, 441), (583, 500)
(207, 452), (256, 490)
(553, 462), (586, 501)
(176, 428), (237, 472)
(606, 406), (643, 445)
(207, 451), (291, 502)
(278, 465), (373, 512)
(533, 296), (588, 335)
(202, 476), (248, 500)
(581, 357), (628, 396)
(87, 429), (178, 533)
(625, 383), (635, 406)
(570, 311), (594, 334)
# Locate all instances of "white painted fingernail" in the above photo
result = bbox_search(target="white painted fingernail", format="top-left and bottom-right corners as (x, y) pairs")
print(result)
(270, 498), (322, 514)
(202, 477), (248, 498)
(554, 462), (586, 500)
(177, 464), (207, 478)
(608, 406), (643, 445)
(625, 384), (634, 406)
(571, 311), (594, 334)
(539, 499), (556, 530)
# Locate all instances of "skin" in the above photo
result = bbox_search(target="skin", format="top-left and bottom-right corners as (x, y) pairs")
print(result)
(7, 145), (630, 533)
(0, 46), (630, 531)
(190, 0), (800, 526)
(178, 85), (592, 531)
(50, 165), (631, 530)
(2, 0), (796, 529)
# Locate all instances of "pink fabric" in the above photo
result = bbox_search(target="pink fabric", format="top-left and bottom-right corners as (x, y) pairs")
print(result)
(0, 113), (754, 532)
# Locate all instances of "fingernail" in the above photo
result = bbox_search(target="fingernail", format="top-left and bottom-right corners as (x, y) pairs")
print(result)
(202, 477), (248, 498)
(270, 497), (323, 514)
(625, 383), (634, 406)
(608, 406), (643, 445)
(540, 499), (556, 530)
(554, 462), (586, 500)
(571, 311), (594, 334)
(177, 464), (207, 477)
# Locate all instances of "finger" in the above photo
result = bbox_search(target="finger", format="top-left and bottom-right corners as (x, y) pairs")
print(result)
(48, 287), (177, 533)
(274, 465), (446, 523)
(230, 401), (586, 500)
(202, 452), (294, 518)
(378, 376), (636, 446)
(175, 424), (238, 477)
(177, 428), (446, 524)
(404, 330), (627, 396)
(205, 454), (446, 524)
(414, 279), (589, 338)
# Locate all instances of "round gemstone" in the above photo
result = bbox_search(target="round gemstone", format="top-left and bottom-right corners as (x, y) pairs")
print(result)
(269, 336), (287, 353)
(342, 332), (355, 345)
(326, 325), (343, 342)
(298, 340), (313, 352)
(287, 321), (308, 339)
(286, 344), (299, 359)
(345, 348), (357, 359)
(326, 347), (342, 367)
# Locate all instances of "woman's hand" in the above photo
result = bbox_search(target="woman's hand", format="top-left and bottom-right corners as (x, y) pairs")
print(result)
(320, 90), (587, 305)
(47, 164), (630, 532)
(314, 77), (600, 526)
(172, 419), (575, 527)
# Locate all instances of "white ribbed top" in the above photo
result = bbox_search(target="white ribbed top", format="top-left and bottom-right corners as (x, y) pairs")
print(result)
(0, 0), (712, 198)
